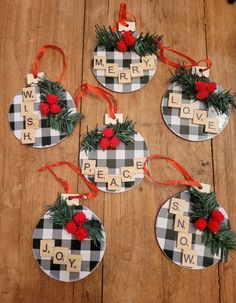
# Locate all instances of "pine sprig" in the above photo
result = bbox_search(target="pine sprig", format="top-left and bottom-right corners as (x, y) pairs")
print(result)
(84, 220), (104, 247)
(47, 195), (73, 226)
(95, 25), (121, 48)
(38, 77), (65, 104)
(170, 68), (236, 115)
(81, 126), (102, 152)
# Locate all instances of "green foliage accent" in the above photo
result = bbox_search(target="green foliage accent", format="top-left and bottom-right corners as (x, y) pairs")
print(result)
(47, 195), (73, 226)
(170, 68), (236, 115)
(95, 25), (163, 56)
(84, 220), (104, 247)
(190, 187), (236, 262)
(38, 77), (65, 104)
(81, 126), (102, 152)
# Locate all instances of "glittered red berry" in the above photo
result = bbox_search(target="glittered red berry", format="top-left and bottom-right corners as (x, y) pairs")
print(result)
(110, 136), (121, 148)
(65, 221), (77, 234)
(46, 94), (59, 105)
(210, 210), (224, 223)
(50, 104), (61, 114)
(75, 227), (88, 241)
(207, 82), (217, 93)
(194, 218), (207, 231)
(122, 31), (136, 47)
(195, 81), (208, 92)
(73, 212), (87, 226)
(102, 128), (115, 138)
(196, 89), (209, 100)
(116, 40), (128, 52)
(40, 103), (50, 116)
(99, 137), (110, 150)
(207, 219), (220, 234)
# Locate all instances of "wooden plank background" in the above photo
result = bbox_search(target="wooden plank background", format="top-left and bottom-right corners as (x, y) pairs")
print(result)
(0, 0), (235, 302)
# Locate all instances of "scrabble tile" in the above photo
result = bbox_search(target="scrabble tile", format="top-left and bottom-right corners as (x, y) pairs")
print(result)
(168, 92), (182, 108)
(141, 55), (156, 70)
(40, 240), (55, 258)
(82, 160), (96, 175)
(180, 104), (194, 119)
(107, 175), (122, 191)
(174, 215), (190, 233)
(22, 87), (37, 102)
(67, 254), (82, 272)
(192, 109), (208, 125)
(118, 21), (136, 32)
(61, 194), (80, 206)
(25, 114), (39, 129)
(21, 129), (35, 144)
(169, 198), (186, 215)
(133, 158), (146, 173)
(121, 167), (135, 182)
(95, 167), (109, 183)
(105, 113), (123, 125)
(193, 183), (211, 193)
(93, 55), (106, 70)
(176, 232), (192, 250)
(182, 250), (198, 268)
(192, 66), (210, 78)
(118, 70), (131, 84)
(26, 72), (45, 86)
(205, 118), (219, 133)
(53, 247), (69, 265)
(20, 102), (34, 116)
(130, 63), (144, 78)
(105, 64), (119, 77)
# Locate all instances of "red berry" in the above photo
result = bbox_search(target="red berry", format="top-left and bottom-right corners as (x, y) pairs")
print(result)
(50, 104), (61, 114)
(195, 81), (208, 92)
(195, 89), (209, 100)
(207, 82), (217, 93)
(73, 212), (87, 226)
(99, 137), (110, 150)
(46, 94), (59, 105)
(40, 103), (50, 116)
(116, 40), (128, 52)
(65, 221), (77, 234)
(102, 128), (115, 138)
(194, 218), (207, 231)
(122, 31), (136, 47)
(207, 219), (220, 234)
(210, 210), (224, 223)
(110, 136), (121, 148)
(75, 227), (88, 241)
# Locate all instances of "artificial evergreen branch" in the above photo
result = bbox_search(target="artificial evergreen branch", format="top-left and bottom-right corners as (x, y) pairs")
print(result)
(84, 220), (104, 246)
(47, 195), (73, 226)
(38, 77), (65, 105)
(95, 25), (121, 48)
(81, 126), (102, 152)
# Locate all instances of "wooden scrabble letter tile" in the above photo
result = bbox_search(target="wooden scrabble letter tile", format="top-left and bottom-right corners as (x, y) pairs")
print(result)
(177, 232), (192, 250)
(174, 215), (190, 233)
(20, 102), (34, 116)
(130, 63), (144, 78)
(25, 114), (39, 129)
(141, 55), (155, 70)
(105, 113), (123, 125)
(121, 167), (135, 182)
(93, 55), (106, 70)
(82, 160), (96, 175)
(107, 175), (121, 191)
(22, 87), (36, 102)
(21, 129), (35, 144)
(182, 250), (198, 268)
(169, 198), (186, 215)
(95, 167), (109, 183)
(133, 158), (146, 173)
(40, 240), (55, 258)
(180, 104), (194, 119)
(205, 118), (219, 133)
(67, 254), (82, 272)
(105, 64), (119, 77)
(168, 93), (182, 108)
(192, 66), (210, 78)
(118, 21), (136, 32)
(27, 72), (45, 86)
(53, 247), (69, 265)
(118, 70), (131, 84)
(193, 183), (211, 193)
(192, 109), (208, 125)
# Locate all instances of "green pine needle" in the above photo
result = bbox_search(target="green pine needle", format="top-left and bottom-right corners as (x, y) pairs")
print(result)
(81, 126), (102, 152)
(84, 220), (104, 247)
(47, 195), (73, 226)
(38, 77), (65, 104)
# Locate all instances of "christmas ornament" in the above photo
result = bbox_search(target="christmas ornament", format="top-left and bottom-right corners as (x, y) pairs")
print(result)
(92, 2), (163, 93)
(143, 154), (236, 269)
(32, 161), (105, 282)
(76, 83), (149, 193)
(8, 45), (84, 148)
(158, 43), (235, 141)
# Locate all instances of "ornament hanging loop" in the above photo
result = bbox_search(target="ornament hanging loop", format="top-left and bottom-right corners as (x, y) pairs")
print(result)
(112, 2), (137, 32)
(32, 44), (68, 82)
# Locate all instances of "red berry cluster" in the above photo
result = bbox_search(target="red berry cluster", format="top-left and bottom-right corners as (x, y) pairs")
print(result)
(116, 31), (136, 52)
(195, 81), (217, 100)
(194, 209), (224, 234)
(99, 128), (121, 150)
(65, 212), (88, 241)
(40, 94), (62, 116)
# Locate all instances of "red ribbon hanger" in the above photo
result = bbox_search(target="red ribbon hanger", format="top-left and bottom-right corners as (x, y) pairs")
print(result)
(38, 161), (99, 200)
(32, 44), (68, 82)
(75, 83), (118, 119)
(112, 2), (137, 32)
(143, 154), (202, 188)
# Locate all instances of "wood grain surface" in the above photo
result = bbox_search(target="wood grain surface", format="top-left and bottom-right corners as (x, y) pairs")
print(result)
(0, 0), (235, 302)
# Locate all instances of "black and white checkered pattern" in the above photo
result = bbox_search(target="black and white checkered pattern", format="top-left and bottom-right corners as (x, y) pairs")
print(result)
(80, 131), (149, 193)
(32, 205), (106, 282)
(155, 190), (229, 269)
(161, 83), (230, 141)
(92, 45), (157, 93)
(8, 86), (76, 148)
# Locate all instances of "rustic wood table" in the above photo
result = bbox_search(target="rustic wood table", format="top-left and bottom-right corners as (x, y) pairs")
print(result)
(0, 0), (235, 302)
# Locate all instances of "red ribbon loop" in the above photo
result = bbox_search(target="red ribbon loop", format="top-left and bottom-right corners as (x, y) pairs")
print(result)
(38, 161), (99, 200)
(112, 2), (137, 32)
(75, 83), (118, 119)
(32, 44), (68, 82)
(143, 154), (202, 188)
